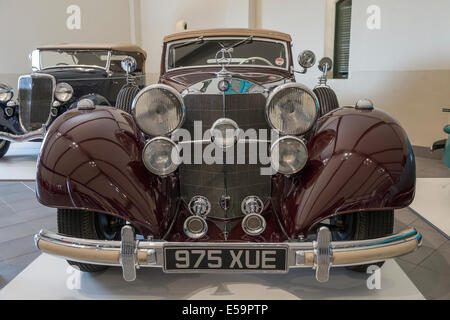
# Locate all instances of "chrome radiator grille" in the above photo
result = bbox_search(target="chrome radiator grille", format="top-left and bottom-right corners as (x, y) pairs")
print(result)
(180, 93), (271, 219)
(18, 74), (55, 131)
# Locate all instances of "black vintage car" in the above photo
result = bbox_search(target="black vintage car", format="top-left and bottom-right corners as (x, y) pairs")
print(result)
(0, 43), (147, 157)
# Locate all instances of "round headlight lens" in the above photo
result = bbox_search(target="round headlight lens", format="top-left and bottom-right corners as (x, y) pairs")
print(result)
(55, 82), (73, 102)
(266, 83), (318, 135)
(133, 84), (185, 136)
(142, 137), (180, 176)
(211, 118), (239, 148)
(0, 83), (13, 103)
(271, 136), (308, 175)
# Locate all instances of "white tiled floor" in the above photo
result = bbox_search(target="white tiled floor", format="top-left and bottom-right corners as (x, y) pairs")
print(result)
(410, 178), (450, 237)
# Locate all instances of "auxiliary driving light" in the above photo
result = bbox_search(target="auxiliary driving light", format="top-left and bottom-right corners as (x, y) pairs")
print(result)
(184, 215), (208, 239)
(242, 213), (266, 236)
(241, 196), (264, 215)
(55, 82), (73, 102)
(142, 137), (180, 176)
(271, 136), (308, 175)
(210, 118), (239, 148)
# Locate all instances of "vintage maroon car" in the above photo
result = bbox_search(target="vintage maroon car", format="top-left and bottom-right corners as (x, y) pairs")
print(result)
(34, 29), (421, 282)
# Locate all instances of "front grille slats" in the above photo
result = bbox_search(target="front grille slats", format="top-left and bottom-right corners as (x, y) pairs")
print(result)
(180, 93), (271, 219)
(18, 74), (54, 131)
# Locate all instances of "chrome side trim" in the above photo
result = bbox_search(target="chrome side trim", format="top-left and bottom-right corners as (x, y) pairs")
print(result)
(35, 227), (422, 282)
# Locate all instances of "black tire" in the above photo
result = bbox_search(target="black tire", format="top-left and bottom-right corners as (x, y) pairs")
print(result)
(116, 84), (140, 114)
(0, 139), (10, 159)
(313, 86), (340, 117)
(57, 209), (124, 272)
(331, 210), (394, 272)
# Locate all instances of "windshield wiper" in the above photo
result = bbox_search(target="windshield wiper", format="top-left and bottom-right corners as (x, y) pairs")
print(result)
(172, 36), (205, 50)
(219, 36), (253, 52)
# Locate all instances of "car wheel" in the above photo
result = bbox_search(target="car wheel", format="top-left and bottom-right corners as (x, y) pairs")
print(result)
(313, 86), (340, 117)
(331, 210), (394, 272)
(0, 139), (11, 159)
(116, 84), (140, 114)
(57, 208), (125, 272)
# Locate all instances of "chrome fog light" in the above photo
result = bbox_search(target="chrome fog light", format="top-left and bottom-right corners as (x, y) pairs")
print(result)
(55, 82), (73, 102)
(188, 196), (211, 217)
(271, 136), (308, 175)
(210, 118), (239, 148)
(184, 215), (208, 239)
(242, 213), (266, 236)
(241, 196), (264, 215)
(142, 137), (180, 176)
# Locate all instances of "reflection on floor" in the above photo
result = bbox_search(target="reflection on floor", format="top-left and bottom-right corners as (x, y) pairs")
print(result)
(0, 144), (449, 299)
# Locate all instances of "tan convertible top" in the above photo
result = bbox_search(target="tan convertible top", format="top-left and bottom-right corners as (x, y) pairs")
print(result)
(163, 28), (292, 43)
(37, 43), (147, 59)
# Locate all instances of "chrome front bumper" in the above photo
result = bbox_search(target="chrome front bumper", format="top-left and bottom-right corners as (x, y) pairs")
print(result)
(0, 126), (45, 142)
(34, 227), (422, 283)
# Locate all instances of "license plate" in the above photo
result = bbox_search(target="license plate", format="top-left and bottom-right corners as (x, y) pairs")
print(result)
(163, 246), (288, 273)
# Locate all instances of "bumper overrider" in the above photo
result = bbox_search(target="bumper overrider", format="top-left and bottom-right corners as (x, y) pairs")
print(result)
(35, 226), (422, 282)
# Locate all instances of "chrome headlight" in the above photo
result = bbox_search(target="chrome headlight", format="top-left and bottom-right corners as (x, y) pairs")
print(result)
(133, 84), (185, 136)
(271, 136), (308, 175)
(266, 83), (318, 135)
(0, 83), (13, 103)
(142, 137), (180, 176)
(55, 82), (73, 102)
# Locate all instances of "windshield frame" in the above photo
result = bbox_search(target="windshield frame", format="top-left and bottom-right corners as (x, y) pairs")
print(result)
(32, 49), (112, 72)
(165, 36), (291, 72)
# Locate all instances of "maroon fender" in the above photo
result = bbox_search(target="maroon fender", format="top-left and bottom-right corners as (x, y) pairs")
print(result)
(36, 106), (179, 238)
(271, 107), (416, 238)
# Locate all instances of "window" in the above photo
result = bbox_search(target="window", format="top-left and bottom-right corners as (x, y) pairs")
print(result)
(333, 0), (352, 79)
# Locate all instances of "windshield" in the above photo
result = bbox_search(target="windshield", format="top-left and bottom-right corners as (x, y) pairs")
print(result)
(36, 50), (110, 70)
(167, 38), (288, 70)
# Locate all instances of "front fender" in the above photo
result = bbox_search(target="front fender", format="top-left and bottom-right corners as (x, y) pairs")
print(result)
(272, 107), (415, 238)
(36, 106), (179, 238)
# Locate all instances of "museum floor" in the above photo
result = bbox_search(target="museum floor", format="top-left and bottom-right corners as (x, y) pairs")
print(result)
(0, 144), (448, 299)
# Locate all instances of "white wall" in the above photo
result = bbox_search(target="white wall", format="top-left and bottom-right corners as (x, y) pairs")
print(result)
(0, 0), (134, 90)
(258, 0), (450, 147)
(350, 0), (450, 72)
(139, 0), (250, 76)
(1, 0), (448, 147)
